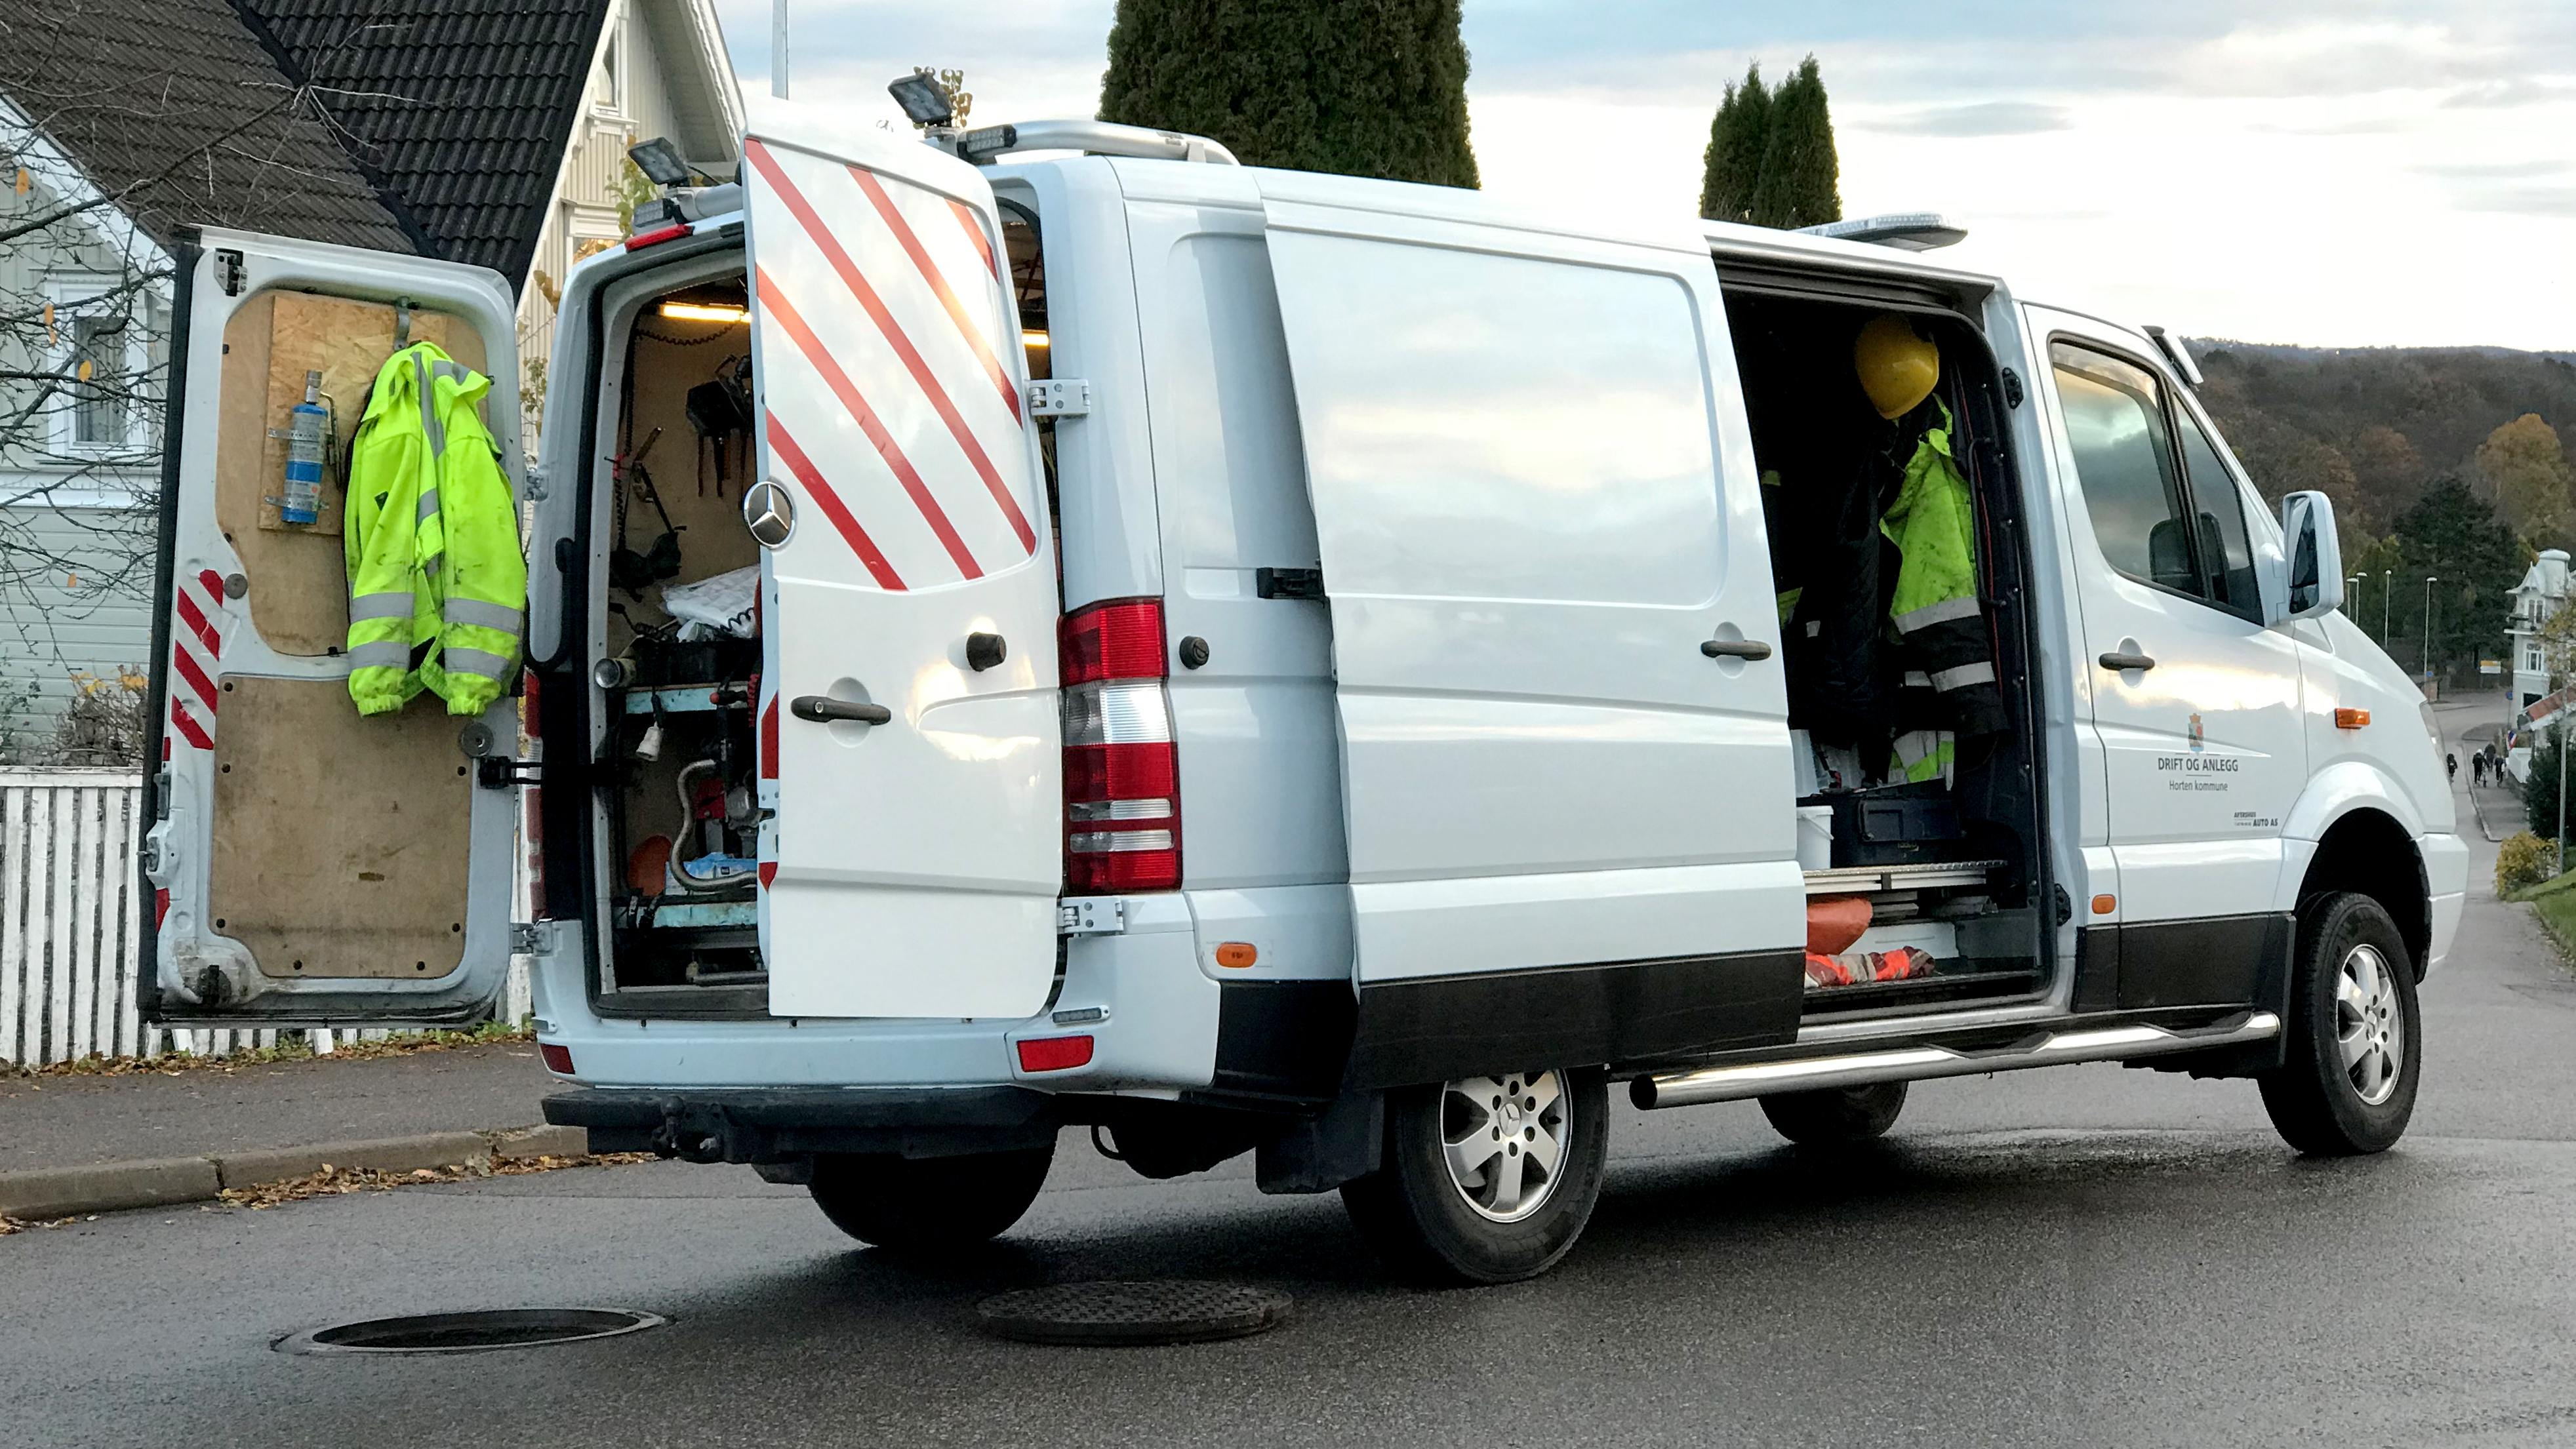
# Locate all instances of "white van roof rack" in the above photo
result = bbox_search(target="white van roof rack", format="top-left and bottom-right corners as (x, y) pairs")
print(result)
(940, 119), (1241, 168)
(1796, 212), (1967, 251)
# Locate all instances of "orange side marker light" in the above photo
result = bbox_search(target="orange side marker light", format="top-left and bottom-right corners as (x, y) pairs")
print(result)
(2334, 707), (2370, 729)
(1215, 942), (1258, 968)
(2091, 894), (2116, 915)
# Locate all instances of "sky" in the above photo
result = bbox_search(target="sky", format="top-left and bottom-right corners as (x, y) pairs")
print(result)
(710, 1), (2576, 350)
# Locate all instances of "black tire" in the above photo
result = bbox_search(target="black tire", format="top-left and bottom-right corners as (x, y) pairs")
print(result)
(1758, 1081), (1908, 1143)
(1340, 1068), (1609, 1285)
(807, 1143), (1055, 1250)
(2259, 891), (2420, 1156)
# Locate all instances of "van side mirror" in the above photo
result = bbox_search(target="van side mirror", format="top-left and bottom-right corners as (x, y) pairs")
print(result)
(2275, 490), (2343, 623)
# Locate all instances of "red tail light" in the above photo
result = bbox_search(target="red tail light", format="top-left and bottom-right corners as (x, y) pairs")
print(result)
(1017, 1035), (1095, 1073)
(538, 1042), (575, 1075)
(1060, 599), (1179, 892)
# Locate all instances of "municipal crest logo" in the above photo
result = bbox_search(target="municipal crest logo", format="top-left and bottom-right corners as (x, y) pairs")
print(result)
(2187, 712), (2205, 750)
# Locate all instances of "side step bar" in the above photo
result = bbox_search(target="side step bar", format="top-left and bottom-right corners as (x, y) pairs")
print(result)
(1630, 1012), (2281, 1109)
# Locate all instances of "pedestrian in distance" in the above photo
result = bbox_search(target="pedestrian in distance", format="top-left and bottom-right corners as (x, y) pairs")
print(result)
(2447, 752), (2458, 784)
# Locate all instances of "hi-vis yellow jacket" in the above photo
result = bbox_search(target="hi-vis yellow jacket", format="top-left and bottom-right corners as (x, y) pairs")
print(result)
(343, 342), (525, 716)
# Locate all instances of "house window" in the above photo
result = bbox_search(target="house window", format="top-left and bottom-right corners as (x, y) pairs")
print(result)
(593, 15), (625, 114)
(47, 276), (150, 453)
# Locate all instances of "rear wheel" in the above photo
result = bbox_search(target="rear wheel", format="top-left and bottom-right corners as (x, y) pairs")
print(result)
(1759, 1081), (1908, 1143)
(1340, 1067), (1608, 1284)
(807, 1143), (1055, 1250)
(2259, 892), (2419, 1156)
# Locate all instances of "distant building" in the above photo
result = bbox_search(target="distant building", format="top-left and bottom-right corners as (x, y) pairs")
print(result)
(2508, 548), (2570, 714)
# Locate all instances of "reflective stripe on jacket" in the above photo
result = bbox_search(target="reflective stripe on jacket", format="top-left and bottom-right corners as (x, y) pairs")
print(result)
(1880, 397), (2006, 737)
(343, 342), (525, 717)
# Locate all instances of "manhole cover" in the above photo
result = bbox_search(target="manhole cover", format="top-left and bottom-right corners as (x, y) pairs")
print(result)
(976, 1280), (1290, 1346)
(276, 1307), (666, 1355)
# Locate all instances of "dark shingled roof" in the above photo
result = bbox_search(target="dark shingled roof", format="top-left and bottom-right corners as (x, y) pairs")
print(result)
(234, 0), (613, 285)
(3, 0), (623, 283)
(0, 1), (416, 254)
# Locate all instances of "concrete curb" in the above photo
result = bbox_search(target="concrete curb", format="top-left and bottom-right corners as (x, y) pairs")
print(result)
(0, 1124), (592, 1222)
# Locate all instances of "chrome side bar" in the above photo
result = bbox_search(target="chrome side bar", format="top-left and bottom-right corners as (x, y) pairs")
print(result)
(1630, 1011), (2282, 1109)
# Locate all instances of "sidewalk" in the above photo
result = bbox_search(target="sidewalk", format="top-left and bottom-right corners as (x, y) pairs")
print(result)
(1, 1041), (576, 1221)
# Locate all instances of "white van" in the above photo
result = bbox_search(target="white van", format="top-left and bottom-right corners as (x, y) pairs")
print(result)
(144, 102), (2467, 1283)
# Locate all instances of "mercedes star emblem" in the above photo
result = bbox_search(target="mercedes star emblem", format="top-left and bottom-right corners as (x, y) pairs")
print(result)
(742, 480), (795, 548)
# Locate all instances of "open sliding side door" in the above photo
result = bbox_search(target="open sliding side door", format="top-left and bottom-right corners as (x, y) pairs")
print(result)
(739, 101), (1061, 1020)
(145, 231), (522, 1026)
(1256, 184), (1807, 1084)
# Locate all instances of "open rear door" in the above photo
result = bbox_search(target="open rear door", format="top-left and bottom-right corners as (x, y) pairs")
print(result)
(1258, 184), (1806, 1080)
(740, 102), (1060, 1020)
(144, 231), (523, 1026)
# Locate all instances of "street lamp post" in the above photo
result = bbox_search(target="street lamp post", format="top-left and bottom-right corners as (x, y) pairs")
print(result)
(2382, 568), (2392, 643)
(2423, 576), (2439, 682)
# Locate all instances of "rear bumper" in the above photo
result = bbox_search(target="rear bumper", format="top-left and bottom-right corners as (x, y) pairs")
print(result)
(545, 1086), (1059, 1162)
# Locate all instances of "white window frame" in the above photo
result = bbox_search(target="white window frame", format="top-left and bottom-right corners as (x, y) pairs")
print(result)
(592, 7), (628, 117)
(43, 273), (153, 457)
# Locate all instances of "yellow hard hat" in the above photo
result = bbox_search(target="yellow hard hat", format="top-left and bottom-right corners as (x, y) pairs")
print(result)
(1855, 313), (1939, 420)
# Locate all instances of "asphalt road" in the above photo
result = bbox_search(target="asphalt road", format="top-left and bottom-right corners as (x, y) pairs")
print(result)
(10, 697), (2574, 1449)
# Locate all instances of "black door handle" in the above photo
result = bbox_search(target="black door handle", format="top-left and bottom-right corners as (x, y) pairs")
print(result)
(790, 696), (891, 724)
(1701, 639), (1773, 661)
(2098, 651), (2156, 671)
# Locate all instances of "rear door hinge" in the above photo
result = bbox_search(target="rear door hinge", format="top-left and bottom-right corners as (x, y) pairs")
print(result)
(1058, 898), (1125, 936)
(1028, 379), (1090, 417)
(511, 921), (557, 955)
(476, 757), (543, 790)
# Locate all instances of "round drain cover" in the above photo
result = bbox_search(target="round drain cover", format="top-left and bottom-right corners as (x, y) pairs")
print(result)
(978, 1280), (1290, 1346)
(277, 1307), (666, 1355)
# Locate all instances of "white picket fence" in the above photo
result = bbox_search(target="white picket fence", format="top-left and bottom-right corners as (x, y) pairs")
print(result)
(0, 766), (526, 1068)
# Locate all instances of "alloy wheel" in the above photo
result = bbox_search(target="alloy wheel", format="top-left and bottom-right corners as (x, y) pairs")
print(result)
(2335, 942), (2405, 1106)
(1439, 1071), (1571, 1223)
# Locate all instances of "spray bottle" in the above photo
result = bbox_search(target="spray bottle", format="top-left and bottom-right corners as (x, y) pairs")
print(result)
(281, 369), (327, 525)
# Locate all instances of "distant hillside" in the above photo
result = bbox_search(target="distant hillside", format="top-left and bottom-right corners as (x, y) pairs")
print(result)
(2180, 340), (2576, 536)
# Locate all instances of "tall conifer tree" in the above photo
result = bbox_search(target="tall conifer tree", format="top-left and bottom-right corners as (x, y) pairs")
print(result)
(1699, 54), (1841, 229)
(1748, 56), (1841, 228)
(1698, 64), (1770, 225)
(1099, 0), (1479, 188)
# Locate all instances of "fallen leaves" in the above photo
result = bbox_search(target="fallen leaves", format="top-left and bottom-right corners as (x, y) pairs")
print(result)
(212, 1151), (657, 1211)
(11, 1023), (535, 1080)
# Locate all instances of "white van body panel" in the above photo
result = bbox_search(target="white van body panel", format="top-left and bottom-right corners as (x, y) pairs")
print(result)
(148, 231), (521, 1023)
(739, 103), (1061, 1020)
(2026, 305), (2308, 928)
(1260, 176), (1802, 987)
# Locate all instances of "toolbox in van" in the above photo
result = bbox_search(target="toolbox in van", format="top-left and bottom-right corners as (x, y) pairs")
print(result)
(1805, 783), (1964, 867)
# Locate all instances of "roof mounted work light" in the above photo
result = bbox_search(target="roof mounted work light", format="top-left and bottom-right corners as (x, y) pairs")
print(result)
(887, 72), (954, 127)
(628, 136), (693, 188)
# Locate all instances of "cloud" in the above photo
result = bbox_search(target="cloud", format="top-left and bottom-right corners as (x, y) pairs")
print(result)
(2421, 159), (2571, 180)
(1864, 101), (2071, 136)
(2444, 79), (2576, 109)
(2457, 186), (2576, 218)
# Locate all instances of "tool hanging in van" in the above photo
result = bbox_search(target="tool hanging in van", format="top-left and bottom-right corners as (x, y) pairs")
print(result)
(686, 355), (754, 498)
(610, 426), (683, 596)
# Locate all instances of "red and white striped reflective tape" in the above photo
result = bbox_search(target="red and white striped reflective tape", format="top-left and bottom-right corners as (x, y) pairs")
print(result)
(167, 568), (224, 751)
(741, 138), (1034, 589)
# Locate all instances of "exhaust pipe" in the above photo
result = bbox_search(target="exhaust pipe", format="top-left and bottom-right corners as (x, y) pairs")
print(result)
(1631, 1012), (2281, 1110)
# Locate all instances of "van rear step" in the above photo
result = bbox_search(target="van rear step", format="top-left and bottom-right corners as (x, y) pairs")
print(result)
(1630, 1010), (2282, 1109)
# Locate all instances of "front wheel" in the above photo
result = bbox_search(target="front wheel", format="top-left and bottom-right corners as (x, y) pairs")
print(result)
(1340, 1067), (1609, 1284)
(807, 1143), (1055, 1250)
(2258, 892), (2420, 1156)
